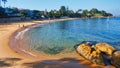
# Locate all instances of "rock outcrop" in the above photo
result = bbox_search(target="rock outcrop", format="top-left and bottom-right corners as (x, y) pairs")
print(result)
(111, 51), (120, 68)
(75, 42), (105, 65)
(94, 43), (116, 56)
(75, 42), (117, 66)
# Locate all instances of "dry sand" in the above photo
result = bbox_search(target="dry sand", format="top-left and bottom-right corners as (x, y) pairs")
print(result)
(0, 18), (115, 68)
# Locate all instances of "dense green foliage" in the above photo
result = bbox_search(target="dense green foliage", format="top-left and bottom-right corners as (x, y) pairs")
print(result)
(0, 7), (8, 18)
(46, 6), (113, 19)
(20, 9), (30, 17)
(0, 6), (113, 18)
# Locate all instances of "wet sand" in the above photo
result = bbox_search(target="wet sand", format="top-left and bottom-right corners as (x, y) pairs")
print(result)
(0, 18), (115, 68)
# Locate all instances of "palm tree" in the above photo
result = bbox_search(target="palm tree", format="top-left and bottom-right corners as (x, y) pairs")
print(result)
(2, 0), (7, 8)
(76, 9), (82, 13)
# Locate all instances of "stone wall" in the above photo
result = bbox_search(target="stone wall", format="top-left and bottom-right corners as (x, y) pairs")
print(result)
(0, 17), (31, 23)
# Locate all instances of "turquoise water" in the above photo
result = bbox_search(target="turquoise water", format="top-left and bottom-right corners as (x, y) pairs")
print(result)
(22, 17), (120, 54)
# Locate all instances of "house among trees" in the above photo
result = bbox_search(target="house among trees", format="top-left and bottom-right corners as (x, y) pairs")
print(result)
(4, 7), (21, 17)
(0, 0), (113, 19)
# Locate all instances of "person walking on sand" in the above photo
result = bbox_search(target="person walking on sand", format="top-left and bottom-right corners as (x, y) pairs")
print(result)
(23, 24), (25, 27)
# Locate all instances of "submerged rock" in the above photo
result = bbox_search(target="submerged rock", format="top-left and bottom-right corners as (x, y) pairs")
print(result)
(75, 42), (105, 65)
(111, 51), (120, 68)
(94, 43), (116, 56)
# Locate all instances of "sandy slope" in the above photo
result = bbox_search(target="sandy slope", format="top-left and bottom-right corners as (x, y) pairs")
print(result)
(0, 19), (115, 68)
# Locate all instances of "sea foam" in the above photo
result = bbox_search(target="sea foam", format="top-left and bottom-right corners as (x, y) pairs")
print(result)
(15, 28), (29, 40)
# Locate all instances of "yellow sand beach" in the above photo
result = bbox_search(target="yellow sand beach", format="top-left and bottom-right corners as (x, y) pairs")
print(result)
(0, 18), (115, 68)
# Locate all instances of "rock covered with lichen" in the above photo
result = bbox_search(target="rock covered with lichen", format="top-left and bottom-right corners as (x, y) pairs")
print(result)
(94, 43), (116, 56)
(111, 51), (120, 68)
(74, 42), (118, 67)
(75, 42), (105, 65)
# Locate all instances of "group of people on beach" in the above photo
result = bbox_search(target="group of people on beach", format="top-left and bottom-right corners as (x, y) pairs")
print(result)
(18, 24), (25, 28)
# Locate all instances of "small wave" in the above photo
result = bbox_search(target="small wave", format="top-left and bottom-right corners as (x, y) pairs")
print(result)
(15, 28), (29, 40)
(30, 23), (45, 29)
(21, 49), (37, 57)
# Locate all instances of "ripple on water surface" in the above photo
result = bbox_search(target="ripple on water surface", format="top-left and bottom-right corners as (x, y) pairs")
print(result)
(18, 17), (120, 55)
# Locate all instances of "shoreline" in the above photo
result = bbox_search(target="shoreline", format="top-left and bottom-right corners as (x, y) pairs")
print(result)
(10, 18), (83, 61)
(0, 18), (115, 68)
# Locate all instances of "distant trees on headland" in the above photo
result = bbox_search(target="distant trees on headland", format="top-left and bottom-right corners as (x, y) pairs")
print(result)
(0, 6), (113, 19)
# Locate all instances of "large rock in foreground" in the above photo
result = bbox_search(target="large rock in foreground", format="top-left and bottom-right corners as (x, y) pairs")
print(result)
(111, 51), (120, 68)
(75, 42), (105, 65)
(75, 42), (120, 67)
(94, 43), (116, 56)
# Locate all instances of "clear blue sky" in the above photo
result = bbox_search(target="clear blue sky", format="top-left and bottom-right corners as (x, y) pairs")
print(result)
(1, 0), (120, 16)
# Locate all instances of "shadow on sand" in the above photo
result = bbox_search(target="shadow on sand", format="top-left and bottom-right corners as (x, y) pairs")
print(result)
(22, 57), (107, 68)
(0, 57), (115, 68)
(0, 57), (22, 67)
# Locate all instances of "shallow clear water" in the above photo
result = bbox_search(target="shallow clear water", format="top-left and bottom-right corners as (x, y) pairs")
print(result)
(21, 17), (120, 54)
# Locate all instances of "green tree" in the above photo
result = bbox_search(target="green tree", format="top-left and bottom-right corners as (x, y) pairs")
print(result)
(76, 9), (82, 13)
(12, 7), (20, 14)
(100, 10), (107, 16)
(48, 10), (55, 18)
(75, 9), (82, 17)
(100, 10), (113, 16)
(67, 10), (74, 17)
(106, 13), (113, 16)
(82, 9), (90, 17)
(59, 6), (67, 16)
(20, 9), (30, 17)
(0, 7), (8, 18)
(32, 10), (42, 19)
(90, 8), (99, 15)
(54, 10), (61, 18)
(48, 10), (61, 18)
